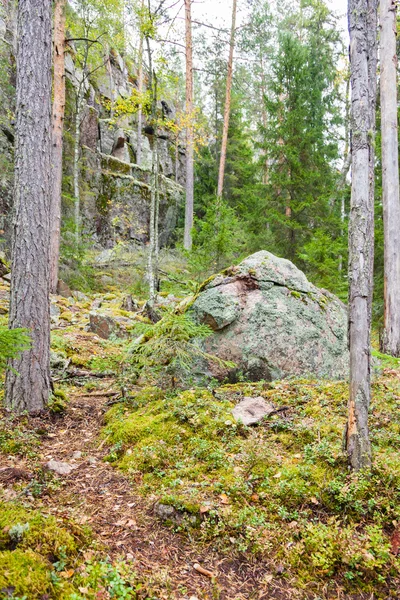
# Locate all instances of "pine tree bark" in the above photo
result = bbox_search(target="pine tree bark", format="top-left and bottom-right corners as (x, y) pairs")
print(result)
(183, 0), (194, 250)
(217, 0), (237, 198)
(50, 0), (67, 294)
(346, 0), (378, 470)
(5, 0), (52, 414)
(380, 0), (400, 357)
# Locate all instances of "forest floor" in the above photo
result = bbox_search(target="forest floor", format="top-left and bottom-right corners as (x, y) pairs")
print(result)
(1, 257), (400, 599)
(0, 384), (279, 600)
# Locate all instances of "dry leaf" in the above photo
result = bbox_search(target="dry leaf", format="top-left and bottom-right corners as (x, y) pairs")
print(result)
(391, 528), (400, 555)
(310, 497), (319, 505)
(219, 493), (230, 505)
(60, 569), (74, 579)
(250, 493), (259, 502)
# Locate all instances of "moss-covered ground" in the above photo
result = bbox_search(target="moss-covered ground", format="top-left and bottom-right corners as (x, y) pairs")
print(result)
(103, 375), (400, 598)
(2, 256), (400, 598)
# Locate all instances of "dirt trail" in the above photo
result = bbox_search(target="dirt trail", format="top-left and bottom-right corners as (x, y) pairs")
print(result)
(0, 384), (288, 600)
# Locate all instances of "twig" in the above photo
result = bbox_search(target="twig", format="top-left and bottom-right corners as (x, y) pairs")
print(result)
(193, 563), (215, 578)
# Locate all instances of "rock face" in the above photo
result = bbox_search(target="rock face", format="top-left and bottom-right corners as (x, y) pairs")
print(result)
(191, 251), (349, 381)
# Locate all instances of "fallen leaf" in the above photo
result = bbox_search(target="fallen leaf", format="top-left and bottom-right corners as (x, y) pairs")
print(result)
(219, 493), (230, 505)
(200, 505), (210, 514)
(391, 528), (400, 555)
(250, 493), (259, 502)
(310, 497), (319, 505)
(273, 472), (282, 478)
(60, 569), (74, 579)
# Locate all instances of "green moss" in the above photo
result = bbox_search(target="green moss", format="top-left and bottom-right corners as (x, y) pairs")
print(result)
(103, 377), (400, 593)
(60, 311), (73, 323)
(0, 502), (77, 556)
(0, 549), (51, 598)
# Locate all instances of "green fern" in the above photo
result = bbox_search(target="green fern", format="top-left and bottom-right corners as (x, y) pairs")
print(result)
(126, 310), (234, 386)
(0, 326), (31, 372)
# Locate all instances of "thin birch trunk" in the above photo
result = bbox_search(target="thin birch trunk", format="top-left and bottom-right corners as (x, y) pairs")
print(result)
(380, 0), (400, 356)
(5, 0), (52, 414)
(217, 0), (237, 198)
(73, 87), (84, 243)
(136, 0), (145, 166)
(346, 0), (378, 471)
(50, 0), (66, 293)
(148, 137), (157, 302)
(145, 26), (159, 304)
(183, 0), (194, 250)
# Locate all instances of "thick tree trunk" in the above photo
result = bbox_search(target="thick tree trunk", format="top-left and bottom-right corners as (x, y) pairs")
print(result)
(380, 0), (400, 356)
(183, 0), (194, 250)
(217, 0), (237, 198)
(50, 0), (66, 294)
(346, 0), (378, 470)
(5, 0), (52, 414)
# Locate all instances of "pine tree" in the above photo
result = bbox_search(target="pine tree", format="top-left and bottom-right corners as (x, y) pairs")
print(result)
(5, 0), (53, 414)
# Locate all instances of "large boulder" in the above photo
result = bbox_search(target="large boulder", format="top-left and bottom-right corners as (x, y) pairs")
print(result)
(191, 251), (349, 381)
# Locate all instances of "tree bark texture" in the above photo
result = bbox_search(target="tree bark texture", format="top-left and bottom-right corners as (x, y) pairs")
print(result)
(346, 0), (378, 470)
(5, 0), (53, 414)
(73, 87), (84, 242)
(50, 0), (67, 293)
(380, 0), (400, 356)
(183, 0), (194, 250)
(136, 0), (145, 166)
(217, 0), (237, 198)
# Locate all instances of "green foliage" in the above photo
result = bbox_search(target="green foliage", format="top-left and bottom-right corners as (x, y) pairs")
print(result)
(188, 195), (246, 279)
(126, 310), (233, 386)
(0, 326), (31, 372)
(103, 376), (400, 595)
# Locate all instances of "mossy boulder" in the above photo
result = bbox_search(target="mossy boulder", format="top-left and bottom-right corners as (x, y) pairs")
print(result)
(191, 251), (349, 381)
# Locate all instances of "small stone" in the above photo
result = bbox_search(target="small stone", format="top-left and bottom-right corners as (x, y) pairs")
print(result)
(87, 456), (97, 464)
(45, 460), (74, 476)
(232, 396), (275, 426)
(72, 451), (82, 459)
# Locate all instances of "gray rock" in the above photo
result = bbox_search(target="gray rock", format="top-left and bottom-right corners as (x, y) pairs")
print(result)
(50, 350), (69, 371)
(191, 251), (349, 382)
(232, 397), (275, 426)
(88, 312), (121, 339)
(154, 502), (199, 526)
(45, 460), (74, 476)
(72, 451), (82, 459)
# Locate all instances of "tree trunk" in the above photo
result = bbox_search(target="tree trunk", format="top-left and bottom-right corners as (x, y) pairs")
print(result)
(49, 0), (66, 294)
(380, 0), (400, 356)
(217, 0), (237, 198)
(73, 87), (84, 243)
(183, 0), (194, 250)
(5, 0), (52, 414)
(136, 0), (145, 166)
(346, 0), (378, 470)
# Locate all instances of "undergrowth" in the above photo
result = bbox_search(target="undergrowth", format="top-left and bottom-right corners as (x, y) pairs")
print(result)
(103, 377), (400, 597)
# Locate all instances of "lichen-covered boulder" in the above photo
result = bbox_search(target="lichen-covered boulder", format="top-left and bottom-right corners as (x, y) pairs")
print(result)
(191, 251), (349, 381)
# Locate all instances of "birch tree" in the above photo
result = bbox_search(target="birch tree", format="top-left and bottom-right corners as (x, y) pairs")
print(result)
(5, 0), (53, 413)
(380, 0), (400, 357)
(217, 0), (237, 198)
(346, 0), (378, 470)
(50, 0), (67, 293)
(183, 0), (194, 250)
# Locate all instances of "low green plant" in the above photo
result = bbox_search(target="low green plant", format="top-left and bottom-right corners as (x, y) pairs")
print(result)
(126, 310), (234, 387)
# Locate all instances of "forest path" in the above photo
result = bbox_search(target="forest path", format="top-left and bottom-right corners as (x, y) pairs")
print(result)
(0, 381), (279, 600)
